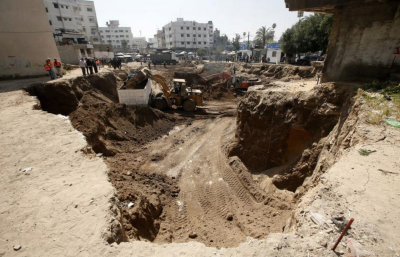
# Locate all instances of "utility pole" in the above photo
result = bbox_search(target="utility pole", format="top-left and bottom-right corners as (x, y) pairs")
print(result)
(247, 32), (250, 50)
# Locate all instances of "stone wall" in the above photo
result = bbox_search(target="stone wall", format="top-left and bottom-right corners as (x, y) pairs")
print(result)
(322, 1), (400, 82)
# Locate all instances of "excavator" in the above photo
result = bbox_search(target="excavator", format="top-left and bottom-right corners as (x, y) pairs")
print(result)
(199, 72), (262, 91)
(125, 68), (203, 112)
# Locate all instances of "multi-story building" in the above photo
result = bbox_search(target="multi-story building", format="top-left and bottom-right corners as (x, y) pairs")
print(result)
(98, 20), (134, 52)
(148, 38), (158, 49)
(162, 18), (214, 50)
(43, 0), (100, 44)
(155, 30), (165, 49)
(77, 0), (101, 43)
(132, 37), (148, 50)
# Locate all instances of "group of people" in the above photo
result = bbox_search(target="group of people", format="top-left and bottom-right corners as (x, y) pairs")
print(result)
(44, 58), (63, 80)
(79, 57), (101, 76)
(109, 58), (122, 70)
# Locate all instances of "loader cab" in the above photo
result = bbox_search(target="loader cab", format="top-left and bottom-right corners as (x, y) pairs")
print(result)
(172, 78), (188, 97)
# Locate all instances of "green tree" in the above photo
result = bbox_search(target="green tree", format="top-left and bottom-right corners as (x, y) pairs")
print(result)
(232, 34), (241, 51)
(254, 23), (277, 48)
(280, 14), (333, 58)
(121, 40), (128, 53)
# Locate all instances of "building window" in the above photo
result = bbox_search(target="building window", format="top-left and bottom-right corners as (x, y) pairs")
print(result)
(204, 28), (206, 31)
(187, 42), (190, 44)
(125, 30), (128, 32)
(93, 38), (99, 42)
(53, 3), (59, 8)
(187, 34), (190, 37)
(65, 6), (69, 9)
(119, 30), (123, 32)
(116, 40), (120, 42)
(68, 18), (72, 21)
(198, 34), (201, 37)
(89, 17), (95, 22)
(105, 30), (110, 32)
(181, 27), (183, 30)
(87, 7), (93, 11)
(272, 51), (277, 57)
(193, 27), (196, 30)
(49, 20), (52, 25)
(198, 42), (201, 44)
(198, 27), (201, 30)
(56, 16), (62, 21)
(116, 35), (119, 38)
(193, 34), (196, 37)
(169, 35), (172, 38)
(82, 27), (86, 32)
(45, 7), (48, 12)
(181, 34), (184, 37)
(193, 42), (196, 44)
(170, 42), (172, 45)
(169, 27), (171, 31)
(186, 27), (189, 30)
(204, 42), (206, 44)
(181, 42), (184, 45)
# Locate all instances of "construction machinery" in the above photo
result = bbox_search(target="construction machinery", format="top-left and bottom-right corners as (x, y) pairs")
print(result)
(123, 68), (203, 112)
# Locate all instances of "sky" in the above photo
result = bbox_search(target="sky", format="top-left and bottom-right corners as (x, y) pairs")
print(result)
(93, 0), (306, 42)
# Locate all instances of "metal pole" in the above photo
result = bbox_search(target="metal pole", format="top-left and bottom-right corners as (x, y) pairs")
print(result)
(331, 218), (354, 251)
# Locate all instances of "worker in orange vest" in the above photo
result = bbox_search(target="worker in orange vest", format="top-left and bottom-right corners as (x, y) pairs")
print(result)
(54, 58), (63, 78)
(96, 58), (101, 70)
(44, 58), (56, 80)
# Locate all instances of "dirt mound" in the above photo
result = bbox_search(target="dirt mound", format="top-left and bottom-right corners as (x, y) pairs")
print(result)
(228, 83), (355, 191)
(70, 90), (175, 156)
(239, 63), (322, 81)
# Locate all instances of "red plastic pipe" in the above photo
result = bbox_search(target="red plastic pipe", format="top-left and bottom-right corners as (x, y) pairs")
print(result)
(331, 218), (354, 251)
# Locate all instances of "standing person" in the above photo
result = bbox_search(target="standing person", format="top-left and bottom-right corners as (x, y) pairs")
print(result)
(117, 58), (122, 69)
(84, 58), (89, 74)
(79, 58), (86, 76)
(54, 58), (63, 78)
(93, 58), (98, 73)
(148, 61), (151, 70)
(44, 58), (56, 80)
(96, 58), (101, 71)
(233, 66), (236, 75)
(164, 62), (166, 68)
(86, 58), (93, 75)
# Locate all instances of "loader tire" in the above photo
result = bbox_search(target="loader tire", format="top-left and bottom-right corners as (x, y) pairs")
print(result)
(153, 97), (167, 111)
(183, 99), (196, 112)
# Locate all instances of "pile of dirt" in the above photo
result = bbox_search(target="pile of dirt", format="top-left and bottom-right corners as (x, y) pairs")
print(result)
(228, 83), (355, 191)
(62, 63), (79, 70)
(26, 71), (182, 243)
(240, 64), (322, 81)
(69, 90), (175, 156)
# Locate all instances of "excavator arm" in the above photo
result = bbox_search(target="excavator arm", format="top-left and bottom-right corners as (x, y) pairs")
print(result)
(142, 68), (173, 106)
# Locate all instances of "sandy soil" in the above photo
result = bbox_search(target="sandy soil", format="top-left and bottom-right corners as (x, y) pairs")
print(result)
(1, 62), (399, 256)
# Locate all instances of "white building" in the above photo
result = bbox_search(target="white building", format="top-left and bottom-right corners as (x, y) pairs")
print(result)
(77, 0), (101, 44)
(162, 18), (214, 50)
(99, 20), (134, 51)
(148, 38), (158, 49)
(44, 0), (83, 42)
(43, 0), (100, 44)
(132, 37), (148, 50)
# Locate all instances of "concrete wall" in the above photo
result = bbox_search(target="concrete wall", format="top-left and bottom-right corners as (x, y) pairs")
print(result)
(0, 0), (60, 78)
(322, 1), (400, 82)
(57, 45), (80, 65)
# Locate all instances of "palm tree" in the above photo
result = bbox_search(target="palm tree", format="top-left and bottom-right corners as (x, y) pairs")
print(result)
(255, 24), (277, 47)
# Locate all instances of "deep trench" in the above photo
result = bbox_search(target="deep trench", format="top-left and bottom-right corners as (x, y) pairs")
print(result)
(24, 72), (355, 247)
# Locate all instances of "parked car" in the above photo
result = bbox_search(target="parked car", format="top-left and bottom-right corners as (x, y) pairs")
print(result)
(297, 55), (321, 66)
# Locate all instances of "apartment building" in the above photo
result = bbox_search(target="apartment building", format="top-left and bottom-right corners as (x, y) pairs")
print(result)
(148, 38), (158, 49)
(162, 18), (214, 50)
(43, 0), (100, 44)
(77, 0), (101, 43)
(98, 20), (134, 51)
(132, 37), (148, 50)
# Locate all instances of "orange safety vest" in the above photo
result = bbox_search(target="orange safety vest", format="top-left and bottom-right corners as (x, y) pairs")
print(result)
(96, 59), (100, 64)
(54, 60), (61, 68)
(44, 62), (51, 71)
